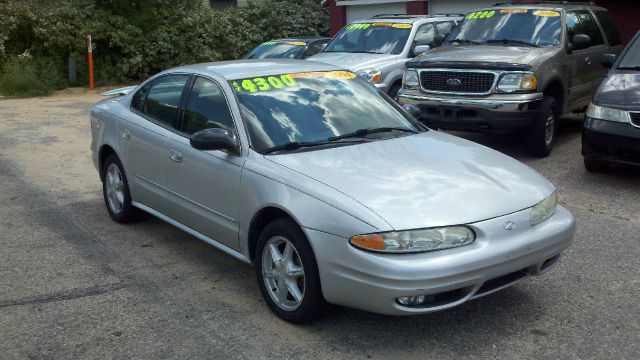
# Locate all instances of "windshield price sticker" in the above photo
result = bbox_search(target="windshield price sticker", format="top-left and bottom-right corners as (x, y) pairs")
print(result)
(261, 40), (306, 46)
(232, 74), (298, 93)
(466, 10), (496, 19)
(345, 23), (412, 30)
(533, 10), (560, 17)
(232, 71), (357, 93)
(500, 9), (528, 14)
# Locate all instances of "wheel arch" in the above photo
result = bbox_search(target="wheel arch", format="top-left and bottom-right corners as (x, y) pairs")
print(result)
(98, 144), (118, 181)
(542, 79), (564, 115)
(247, 205), (306, 263)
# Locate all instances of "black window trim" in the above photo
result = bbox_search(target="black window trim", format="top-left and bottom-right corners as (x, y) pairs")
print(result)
(591, 8), (620, 47)
(129, 72), (192, 135)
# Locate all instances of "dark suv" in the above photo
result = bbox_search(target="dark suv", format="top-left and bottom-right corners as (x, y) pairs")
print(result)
(399, 1), (623, 156)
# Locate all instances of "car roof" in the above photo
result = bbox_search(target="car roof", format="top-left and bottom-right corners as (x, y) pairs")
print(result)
(353, 15), (463, 24)
(275, 37), (330, 43)
(173, 59), (343, 80)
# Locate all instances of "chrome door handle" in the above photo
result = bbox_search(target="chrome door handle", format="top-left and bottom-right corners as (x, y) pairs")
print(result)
(169, 149), (183, 162)
(584, 57), (591, 64)
(121, 128), (132, 140)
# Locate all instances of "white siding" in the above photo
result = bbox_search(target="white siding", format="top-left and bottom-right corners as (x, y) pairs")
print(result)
(428, 0), (495, 15)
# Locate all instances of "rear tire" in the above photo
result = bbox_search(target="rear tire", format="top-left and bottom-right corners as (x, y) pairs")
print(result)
(255, 218), (324, 323)
(525, 96), (558, 157)
(584, 158), (610, 173)
(388, 83), (401, 101)
(102, 154), (140, 223)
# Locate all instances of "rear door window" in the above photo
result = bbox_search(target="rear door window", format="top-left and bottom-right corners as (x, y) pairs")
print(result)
(413, 23), (436, 47)
(576, 10), (604, 46)
(593, 10), (621, 46)
(140, 74), (190, 128)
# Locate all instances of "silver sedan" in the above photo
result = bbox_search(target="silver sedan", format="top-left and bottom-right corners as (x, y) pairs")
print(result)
(90, 59), (575, 323)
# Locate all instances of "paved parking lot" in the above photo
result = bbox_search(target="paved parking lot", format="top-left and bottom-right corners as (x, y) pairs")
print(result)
(1, 89), (638, 359)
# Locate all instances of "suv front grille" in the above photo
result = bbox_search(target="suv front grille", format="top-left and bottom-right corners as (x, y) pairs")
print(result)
(420, 70), (495, 94)
(630, 112), (640, 127)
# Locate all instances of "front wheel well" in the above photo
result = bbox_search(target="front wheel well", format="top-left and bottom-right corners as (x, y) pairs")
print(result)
(543, 80), (564, 115)
(98, 145), (116, 181)
(247, 207), (298, 262)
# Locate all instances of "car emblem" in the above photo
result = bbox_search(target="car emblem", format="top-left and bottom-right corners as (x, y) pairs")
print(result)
(446, 78), (462, 86)
(503, 221), (516, 231)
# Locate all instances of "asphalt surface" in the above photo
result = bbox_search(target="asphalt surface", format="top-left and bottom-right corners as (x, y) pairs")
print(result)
(0, 89), (638, 359)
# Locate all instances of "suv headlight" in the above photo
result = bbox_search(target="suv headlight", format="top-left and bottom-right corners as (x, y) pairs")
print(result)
(403, 68), (419, 88)
(356, 68), (382, 84)
(497, 72), (537, 93)
(350, 226), (475, 253)
(531, 191), (558, 226)
(586, 102), (630, 123)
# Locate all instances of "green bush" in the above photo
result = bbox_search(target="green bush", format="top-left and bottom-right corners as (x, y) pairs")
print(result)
(0, 55), (66, 97)
(0, 0), (329, 97)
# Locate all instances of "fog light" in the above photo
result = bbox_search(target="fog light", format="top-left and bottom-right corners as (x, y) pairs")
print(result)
(396, 295), (426, 306)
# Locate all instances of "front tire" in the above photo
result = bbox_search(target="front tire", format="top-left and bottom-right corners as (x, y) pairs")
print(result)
(388, 83), (401, 101)
(255, 218), (324, 323)
(102, 154), (139, 223)
(525, 96), (558, 157)
(584, 158), (610, 173)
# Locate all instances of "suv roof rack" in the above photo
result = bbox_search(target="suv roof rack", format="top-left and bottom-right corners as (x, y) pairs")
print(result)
(372, 13), (464, 19)
(493, 1), (595, 6)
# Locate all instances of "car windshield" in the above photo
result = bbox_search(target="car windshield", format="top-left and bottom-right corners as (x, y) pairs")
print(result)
(245, 41), (306, 59)
(323, 22), (413, 55)
(230, 71), (421, 153)
(617, 35), (640, 69)
(448, 9), (562, 47)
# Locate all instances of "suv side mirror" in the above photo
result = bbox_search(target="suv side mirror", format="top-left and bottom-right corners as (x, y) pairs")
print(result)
(402, 104), (421, 119)
(190, 128), (240, 155)
(601, 53), (617, 68)
(413, 45), (431, 57)
(433, 34), (446, 47)
(570, 34), (591, 52)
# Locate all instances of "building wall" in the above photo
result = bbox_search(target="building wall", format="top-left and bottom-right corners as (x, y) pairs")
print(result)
(428, 0), (493, 15)
(346, 2), (407, 22)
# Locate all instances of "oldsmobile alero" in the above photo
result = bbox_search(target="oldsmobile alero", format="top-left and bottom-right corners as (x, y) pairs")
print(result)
(90, 59), (575, 323)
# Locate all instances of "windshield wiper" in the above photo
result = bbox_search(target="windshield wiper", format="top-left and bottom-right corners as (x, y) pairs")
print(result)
(262, 139), (364, 154)
(450, 38), (483, 45)
(486, 39), (540, 47)
(327, 127), (418, 141)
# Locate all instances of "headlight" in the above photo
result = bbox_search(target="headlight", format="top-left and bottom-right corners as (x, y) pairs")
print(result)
(531, 191), (558, 226)
(586, 102), (630, 123)
(350, 226), (475, 253)
(356, 68), (382, 84)
(497, 72), (537, 92)
(403, 68), (419, 88)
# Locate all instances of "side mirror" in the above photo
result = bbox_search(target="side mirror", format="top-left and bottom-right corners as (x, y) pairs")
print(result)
(402, 104), (421, 119)
(433, 34), (446, 47)
(190, 128), (240, 155)
(601, 53), (617, 68)
(413, 45), (431, 57)
(570, 34), (591, 52)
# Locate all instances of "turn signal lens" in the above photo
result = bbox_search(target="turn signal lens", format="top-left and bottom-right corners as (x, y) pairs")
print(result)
(350, 226), (475, 253)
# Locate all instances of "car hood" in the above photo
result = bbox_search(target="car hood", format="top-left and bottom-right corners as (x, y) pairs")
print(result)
(308, 52), (398, 71)
(265, 131), (554, 230)
(409, 45), (558, 69)
(593, 70), (640, 110)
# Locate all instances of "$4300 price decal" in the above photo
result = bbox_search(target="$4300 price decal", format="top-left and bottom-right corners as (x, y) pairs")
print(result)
(232, 74), (297, 93)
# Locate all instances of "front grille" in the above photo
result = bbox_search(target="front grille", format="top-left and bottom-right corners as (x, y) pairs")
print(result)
(420, 70), (495, 94)
(630, 112), (640, 127)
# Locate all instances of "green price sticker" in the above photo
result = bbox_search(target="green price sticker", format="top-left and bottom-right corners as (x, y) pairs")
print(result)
(466, 10), (496, 19)
(232, 74), (298, 93)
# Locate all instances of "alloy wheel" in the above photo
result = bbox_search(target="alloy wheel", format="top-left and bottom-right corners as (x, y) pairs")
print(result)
(544, 110), (556, 147)
(105, 163), (125, 214)
(262, 236), (306, 311)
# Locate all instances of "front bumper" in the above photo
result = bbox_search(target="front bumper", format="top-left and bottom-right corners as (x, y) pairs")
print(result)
(304, 205), (575, 316)
(582, 116), (640, 167)
(398, 89), (543, 133)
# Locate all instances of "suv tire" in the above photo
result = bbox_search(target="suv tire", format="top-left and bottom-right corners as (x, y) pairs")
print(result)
(255, 218), (324, 323)
(388, 83), (401, 101)
(525, 96), (558, 157)
(102, 154), (140, 223)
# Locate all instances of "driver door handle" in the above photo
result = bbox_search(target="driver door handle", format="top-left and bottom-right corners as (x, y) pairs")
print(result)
(121, 128), (132, 140)
(169, 149), (183, 163)
(584, 56), (591, 64)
